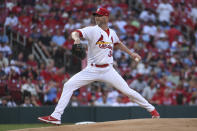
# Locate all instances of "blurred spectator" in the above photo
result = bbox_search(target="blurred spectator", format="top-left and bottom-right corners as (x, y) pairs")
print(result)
(43, 80), (57, 105)
(34, 0), (50, 13)
(117, 53), (131, 70)
(0, 97), (8, 107)
(0, 52), (9, 67)
(189, 96), (197, 105)
(136, 63), (151, 75)
(8, 66), (20, 81)
(167, 25), (181, 44)
(161, 89), (174, 105)
(183, 53), (195, 67)
(21, 78), (37, 98)
(0, 41), (12, 57)
(142, 79), (157, 101)
(129, 75), (147, 93)
(114, 16), (127, 34)
(155, 33), (169, 51)
(175, 84), (187, 105)
(21, 96), (33, 107)
(20, 66), (38, 80)
(151, 87), (164, 105)
(18, 11), (32, 27)
(64, 18), (77, 31)
(6, 1), (15, 11)
(12, 2), (22, 14)
(0, 30), (9, 44)
(167, 71), (180, 87)
(63, 35), (74, 50)
(107, 88), (119, 104)
(40, 59), (60, 82)
(94, 92), (110, 106)
(190, 4), (197, 23)
(38, 29), (52, 57)
(4, 12), (18, 28)
(70, 96), (79, 107)
(51, 29), (66, 57)
(142, 21), (157, 36)
(111, 96), (124, 107)
(30, 26), (41, 40)
(156, 0), (174, 23)
(10, 52), (26, 68)
(139, 8), (156, 22)
(0, 64), (6, 80)
(31, 95), (42, 107)
(6, 95), (17, 107)
(26, 54), (38, 69)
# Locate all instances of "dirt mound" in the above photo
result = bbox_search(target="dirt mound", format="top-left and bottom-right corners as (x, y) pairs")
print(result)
(13, 118), (197, 131)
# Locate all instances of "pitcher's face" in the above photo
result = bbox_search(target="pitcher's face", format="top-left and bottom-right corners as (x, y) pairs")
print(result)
(95, 15), (108, 26)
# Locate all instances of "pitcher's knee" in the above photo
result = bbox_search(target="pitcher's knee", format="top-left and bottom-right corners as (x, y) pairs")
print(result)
(63, 82), (78, 91)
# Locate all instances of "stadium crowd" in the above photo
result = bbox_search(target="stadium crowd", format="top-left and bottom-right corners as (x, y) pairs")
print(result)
(0, 0), (197, 107)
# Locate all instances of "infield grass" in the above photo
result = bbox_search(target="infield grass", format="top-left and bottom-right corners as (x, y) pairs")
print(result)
(0, 124), (55, 131)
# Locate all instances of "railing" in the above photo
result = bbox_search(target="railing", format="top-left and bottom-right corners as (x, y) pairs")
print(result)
(8, 28), (48, 64)
(7, 28), (81, 74)
(8, 29), (26, 47)
(32, 43), (48, 64)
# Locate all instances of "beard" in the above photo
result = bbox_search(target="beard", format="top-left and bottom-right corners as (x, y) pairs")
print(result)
(95, 20), (106, 26)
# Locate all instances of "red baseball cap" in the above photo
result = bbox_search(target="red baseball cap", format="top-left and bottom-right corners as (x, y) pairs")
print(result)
(93, 8), (110, 16)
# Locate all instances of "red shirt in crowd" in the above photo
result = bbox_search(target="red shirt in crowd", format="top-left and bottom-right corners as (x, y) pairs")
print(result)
(167, 28), (181, 44)
(18, 15), (32, 26)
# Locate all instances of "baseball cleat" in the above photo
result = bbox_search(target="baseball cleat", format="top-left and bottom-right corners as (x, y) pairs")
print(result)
(151, 109), (160, 118)
(38, 116), (61, 125)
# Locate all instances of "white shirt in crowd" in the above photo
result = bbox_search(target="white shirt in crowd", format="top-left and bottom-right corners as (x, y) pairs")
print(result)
(129, 79), (147, 93)
(107, 90), (119, 104)
(190, 7), (197, 22)
(142, 86), (157, 100)
(139, 10), (156, 22)
(0, 45), (12, 56)
(114, 20), (127, 33)
(156, 2), (174, 22)
(21, 83), (37, 96)
(0, 57), (9, 67)
(143, 25), (157, 36)
(4, 16), (18, 27)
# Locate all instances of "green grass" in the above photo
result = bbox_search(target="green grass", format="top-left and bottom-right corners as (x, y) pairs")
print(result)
(0, 124), (54, 131)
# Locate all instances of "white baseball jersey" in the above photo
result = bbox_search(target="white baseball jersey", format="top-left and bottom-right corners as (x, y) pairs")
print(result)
(78, 25), (120, 65)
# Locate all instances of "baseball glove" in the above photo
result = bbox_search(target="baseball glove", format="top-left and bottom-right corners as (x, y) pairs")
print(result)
(71, 44), (86, 60)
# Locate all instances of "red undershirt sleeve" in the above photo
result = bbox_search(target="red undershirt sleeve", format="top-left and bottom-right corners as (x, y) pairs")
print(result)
(114, 42), (120, 46)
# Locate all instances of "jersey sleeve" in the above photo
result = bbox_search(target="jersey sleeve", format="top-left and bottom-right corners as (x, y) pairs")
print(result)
(78, 26), (92, 40)
(113, 31), (121, 46)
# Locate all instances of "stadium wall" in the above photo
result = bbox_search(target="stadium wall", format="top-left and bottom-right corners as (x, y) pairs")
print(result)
(0, 106), (197, 124)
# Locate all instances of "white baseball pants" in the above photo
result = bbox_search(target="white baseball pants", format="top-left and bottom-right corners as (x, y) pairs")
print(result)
(51, 64), (155, 120)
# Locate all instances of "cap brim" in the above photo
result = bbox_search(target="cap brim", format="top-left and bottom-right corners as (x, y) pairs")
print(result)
(92, 12), (99, 16)
(92, 12), (104, 16)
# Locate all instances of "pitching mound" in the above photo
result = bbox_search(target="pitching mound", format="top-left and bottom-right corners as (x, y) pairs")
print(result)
(14, 118), (197, 131)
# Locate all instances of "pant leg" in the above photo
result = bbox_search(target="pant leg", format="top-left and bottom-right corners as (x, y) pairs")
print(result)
(100, 67), (155, 112)
(51, 67), (97, 120)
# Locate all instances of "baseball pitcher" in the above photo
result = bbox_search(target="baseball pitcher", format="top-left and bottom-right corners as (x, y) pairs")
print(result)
(38, 8), (160, 125)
